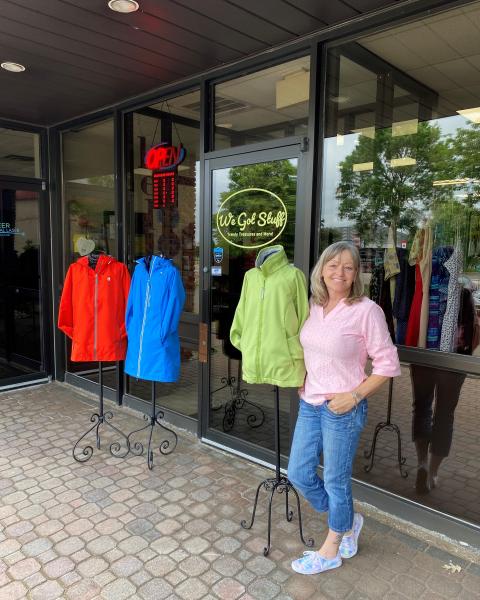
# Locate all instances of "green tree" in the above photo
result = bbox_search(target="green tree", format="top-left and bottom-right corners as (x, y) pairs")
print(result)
(337, 122), (452, 244)
(445, 123), (480, 267)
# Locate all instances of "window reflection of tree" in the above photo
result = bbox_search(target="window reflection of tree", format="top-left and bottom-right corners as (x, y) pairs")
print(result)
(336, 122), (480, 271)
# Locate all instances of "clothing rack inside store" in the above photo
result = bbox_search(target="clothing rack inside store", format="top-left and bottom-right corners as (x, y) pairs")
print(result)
(72, 361), (130, 462)
(240, 385), (314, 556)
(126, 381), (178, 470)
(211, 358), (265, 432)
(363, 378), (408, 478)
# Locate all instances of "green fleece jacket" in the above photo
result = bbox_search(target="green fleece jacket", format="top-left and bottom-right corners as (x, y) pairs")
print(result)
(230, 245), (309, 387)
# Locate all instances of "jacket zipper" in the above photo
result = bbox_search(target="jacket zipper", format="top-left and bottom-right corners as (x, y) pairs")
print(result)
(256, 278), (266, 379)
(93, 273), (98, 360)
(137, 256), (156, 377)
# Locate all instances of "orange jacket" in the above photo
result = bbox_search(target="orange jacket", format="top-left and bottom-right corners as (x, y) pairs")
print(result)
(58, 255), (131, 361)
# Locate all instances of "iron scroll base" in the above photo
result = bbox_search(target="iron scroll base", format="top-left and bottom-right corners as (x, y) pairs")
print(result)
(363, 378), (408, 478)
(240, 385), (314, 556)
(72, 362), (130, 463)
(211, 359), (265, 432)
(126, 381), (178, 470)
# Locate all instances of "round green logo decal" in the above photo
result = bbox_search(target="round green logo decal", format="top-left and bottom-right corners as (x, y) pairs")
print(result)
(216, 188), (288, 249)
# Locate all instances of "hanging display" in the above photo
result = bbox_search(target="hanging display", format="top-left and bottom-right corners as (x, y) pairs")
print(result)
(145, 143), (186, 208)
(58, 254), (131, 361)
(370, 223), (479, 356)
(125, 255), (186, 382)
(230, 244), (309, 387)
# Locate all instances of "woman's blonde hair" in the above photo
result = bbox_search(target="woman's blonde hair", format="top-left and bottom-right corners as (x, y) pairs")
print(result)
(310, 241), (364, 306)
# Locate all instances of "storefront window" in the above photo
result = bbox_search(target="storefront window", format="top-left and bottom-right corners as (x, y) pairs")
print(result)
(62, 118), (116, 386)
(322, 43), (479, 356)
(127, 92), (200, 314)
(214, 56), (310, 149)
(0, 128), (41, 178)
(322, 2), (480, 526)
(125, 90), (201, 417)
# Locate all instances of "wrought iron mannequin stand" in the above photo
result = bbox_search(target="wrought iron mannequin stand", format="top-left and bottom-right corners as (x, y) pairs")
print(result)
(364, 378), (408, 477)
(211, 358), (265, 432)
(240, 385), (314, 556)
(72, 362), (130, 462)
(126, 381), (178, 470)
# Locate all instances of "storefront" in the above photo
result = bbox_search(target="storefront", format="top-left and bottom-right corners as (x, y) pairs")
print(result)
(1, 0), (479, 541)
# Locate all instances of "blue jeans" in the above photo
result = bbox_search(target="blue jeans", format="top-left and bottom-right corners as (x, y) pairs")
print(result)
(288, 399), (368, 533)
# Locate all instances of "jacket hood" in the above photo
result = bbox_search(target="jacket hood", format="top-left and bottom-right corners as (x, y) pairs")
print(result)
(76, 253), (116, 271)
(255, 245), (288, 276)
(136, 255), (173, 273)
(58, 256), (131, 362)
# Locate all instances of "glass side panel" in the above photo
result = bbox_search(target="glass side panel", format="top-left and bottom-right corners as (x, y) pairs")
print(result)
(321, 0), (480, 527)
(214, 57), (310, 150)
(125, 89), (201, 420)
(128, 108), (200, 314)
(322, 46), (480, 355)
(62, 118), (116, 385)
(0, 128), (41, 178)
(0, 188), (43, 381)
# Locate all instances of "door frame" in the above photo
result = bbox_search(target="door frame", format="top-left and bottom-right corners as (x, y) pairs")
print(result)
(0, 178), (51, 390)
(199, 143), (312, 466)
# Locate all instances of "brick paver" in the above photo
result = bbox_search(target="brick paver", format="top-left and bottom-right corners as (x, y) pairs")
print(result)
(0, 382), (479, 599)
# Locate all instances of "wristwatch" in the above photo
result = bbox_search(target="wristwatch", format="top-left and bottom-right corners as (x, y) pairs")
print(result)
(351, 391), (361, 407)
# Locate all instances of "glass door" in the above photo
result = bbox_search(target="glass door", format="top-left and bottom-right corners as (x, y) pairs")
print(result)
(202, 146), (310, 461)
(0, 183), (46, 387)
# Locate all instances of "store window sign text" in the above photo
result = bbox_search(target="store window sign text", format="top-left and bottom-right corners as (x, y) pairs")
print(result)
(216, 188), (288, 249)
(0, 222), (23, 236)
(145, 143), (186, 172)
(217, 211), (286, 231)
(144, 143), (186, 208)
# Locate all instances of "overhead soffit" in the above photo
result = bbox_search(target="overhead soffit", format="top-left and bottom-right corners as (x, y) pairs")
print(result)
(0, 0), (408, 126)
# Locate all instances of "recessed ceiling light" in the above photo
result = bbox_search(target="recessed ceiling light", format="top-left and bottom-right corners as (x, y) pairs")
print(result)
(352, 162), (373, 172)
(1, 62), (26, 73)
(457, 107), (480, 123)
(108, 0), (139, 13)
(331, 95), (350, 104)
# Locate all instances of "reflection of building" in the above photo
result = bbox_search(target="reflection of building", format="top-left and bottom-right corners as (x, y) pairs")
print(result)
(1, 0), (480, 545)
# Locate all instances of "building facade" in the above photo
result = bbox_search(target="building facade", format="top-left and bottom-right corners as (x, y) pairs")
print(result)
(1, 0), (479, 543)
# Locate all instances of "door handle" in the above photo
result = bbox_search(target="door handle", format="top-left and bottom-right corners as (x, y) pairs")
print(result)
(198, 322), (208, 363)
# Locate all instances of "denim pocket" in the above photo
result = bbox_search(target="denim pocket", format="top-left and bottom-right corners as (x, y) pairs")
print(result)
(324, 400), (353, 417)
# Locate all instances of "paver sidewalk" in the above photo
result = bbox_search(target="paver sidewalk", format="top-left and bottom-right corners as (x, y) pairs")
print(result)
(0, 383), (479, 600)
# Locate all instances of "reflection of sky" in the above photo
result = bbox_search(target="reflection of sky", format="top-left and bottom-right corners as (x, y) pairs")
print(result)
(212, 169), (231, 209)
(322, 115), (474, 229)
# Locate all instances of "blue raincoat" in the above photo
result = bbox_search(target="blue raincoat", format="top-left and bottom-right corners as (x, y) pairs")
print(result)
(125, 256), (186, 382)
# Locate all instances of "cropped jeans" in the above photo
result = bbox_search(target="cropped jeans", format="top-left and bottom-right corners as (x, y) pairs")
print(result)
(288, 398), (368, 533)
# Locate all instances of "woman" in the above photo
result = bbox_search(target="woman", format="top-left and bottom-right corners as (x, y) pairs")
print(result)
(288, 241), (400, 575)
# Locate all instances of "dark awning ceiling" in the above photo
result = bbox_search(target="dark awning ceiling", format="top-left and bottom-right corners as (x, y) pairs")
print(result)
(0, 0), (403, 126)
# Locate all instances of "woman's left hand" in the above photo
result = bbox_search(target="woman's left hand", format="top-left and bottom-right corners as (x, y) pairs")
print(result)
(324, 392), (355, 414)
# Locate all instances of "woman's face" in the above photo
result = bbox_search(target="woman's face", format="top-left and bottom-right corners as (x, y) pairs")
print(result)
(321, 250), (356, 299)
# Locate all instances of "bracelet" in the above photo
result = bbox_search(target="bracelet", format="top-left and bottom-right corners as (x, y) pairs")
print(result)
(351, 391), (361, 407)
